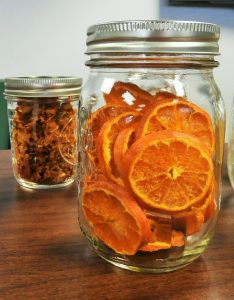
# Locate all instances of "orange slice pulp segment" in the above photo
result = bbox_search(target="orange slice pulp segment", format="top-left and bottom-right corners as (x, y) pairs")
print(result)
(124, 130), (213, 212)
(82, 181), (151, 255)
(136, 99), (214, 153)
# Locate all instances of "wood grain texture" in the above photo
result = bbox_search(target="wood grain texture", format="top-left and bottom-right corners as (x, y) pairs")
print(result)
(0, 150), (234, 300)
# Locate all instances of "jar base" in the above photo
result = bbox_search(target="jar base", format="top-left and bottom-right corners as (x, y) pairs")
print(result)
(16, 177), (74, 189)
(92, 237), (211, 274)
(80, 214), (215, 274)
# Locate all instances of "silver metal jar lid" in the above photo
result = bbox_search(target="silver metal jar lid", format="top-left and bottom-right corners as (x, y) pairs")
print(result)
(86, 20), (220, 55)
(4, 76), (82, 98)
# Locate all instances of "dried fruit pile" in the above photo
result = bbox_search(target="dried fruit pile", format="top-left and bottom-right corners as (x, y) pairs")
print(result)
(12, 99), (77, 185)
(82, 81), (215, 255)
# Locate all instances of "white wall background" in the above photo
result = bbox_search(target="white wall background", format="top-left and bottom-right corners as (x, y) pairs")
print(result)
(159, 0), (234, 139)
(0, 0), (234, 137)
(0, 0), (158, 80)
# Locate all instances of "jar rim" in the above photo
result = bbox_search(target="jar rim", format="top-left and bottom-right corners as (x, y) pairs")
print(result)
(86, 20), (220, 55)
(4, 76), (82, 98)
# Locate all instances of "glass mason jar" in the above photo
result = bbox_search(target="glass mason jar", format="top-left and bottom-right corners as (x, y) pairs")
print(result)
(5, 76), (81, 189)
(227, 97), (234, 188)
(79, 20), (225, 273)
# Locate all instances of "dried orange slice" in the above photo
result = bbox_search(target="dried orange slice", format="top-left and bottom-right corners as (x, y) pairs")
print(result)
(172, 211), (204, 236)
(203, 199), (216, 222)
(84, 153), (108, 183)
(172, 178), (215, 218)
(113, 125), (136, 176)
(202, 180), (216, 222)
(104, 81), (154, 111)
(136, 99), (214, 153)
(86, 104), (129, 141)
(97, 112), (141, 185)
(139, 218), (172, 252)
(124, 130), (213, 212)
(82, 181), (151, 255)
(139, 217), (185, 252)
(172, 180), (215, 236)
(171, 230), (185, 247)
(85, 105), (129, 158)
(155, 91), (187, 102)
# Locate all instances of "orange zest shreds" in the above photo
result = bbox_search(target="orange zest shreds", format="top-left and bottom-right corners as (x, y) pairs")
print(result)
(104, 81), (154, 111)
(113, 125), (137, 177)
(59, 117), (78, 165)
(82, 181), (151, 255)
(12, 99), (77, 184)
(123, 130), (213, 212)
(136, 99), (215, 153)
(97, 112), (141, 185)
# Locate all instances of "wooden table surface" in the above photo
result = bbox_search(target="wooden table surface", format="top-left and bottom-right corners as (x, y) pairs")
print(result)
(0, 150), (234, 300)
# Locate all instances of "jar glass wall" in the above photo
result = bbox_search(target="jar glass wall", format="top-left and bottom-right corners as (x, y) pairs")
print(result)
(78, 21), (225, 273)
(227, 97), (234, 188)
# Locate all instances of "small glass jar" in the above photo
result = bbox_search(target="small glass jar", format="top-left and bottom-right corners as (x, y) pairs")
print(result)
(78, 20), (225, 273)
(5, 76), (82, 189)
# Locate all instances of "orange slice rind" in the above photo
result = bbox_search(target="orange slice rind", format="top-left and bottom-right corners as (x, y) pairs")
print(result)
(104, 81), (154, 111)
(113, 124), (136, 177)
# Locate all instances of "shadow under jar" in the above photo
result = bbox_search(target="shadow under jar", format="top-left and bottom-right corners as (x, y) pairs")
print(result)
(5, 76), (81, 189)
(78, 20), (225, 273)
